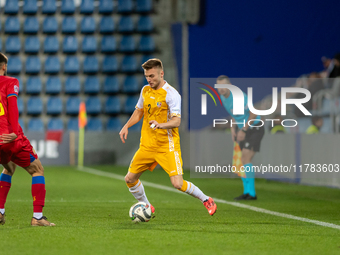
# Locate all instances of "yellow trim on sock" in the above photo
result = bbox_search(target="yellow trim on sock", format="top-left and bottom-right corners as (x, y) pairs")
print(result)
(178, 180), (188, 192)
(126, 179), (139, 188)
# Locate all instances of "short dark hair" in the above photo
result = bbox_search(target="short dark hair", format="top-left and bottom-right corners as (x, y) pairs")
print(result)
(312, 116), (322, 125)
(0, 52), (8, 67)
(142, 58), (163, 70)
(217, 75), (230, 83)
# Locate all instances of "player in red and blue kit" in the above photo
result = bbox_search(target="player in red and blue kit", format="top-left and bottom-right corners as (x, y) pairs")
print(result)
(0, 53), (55, 226)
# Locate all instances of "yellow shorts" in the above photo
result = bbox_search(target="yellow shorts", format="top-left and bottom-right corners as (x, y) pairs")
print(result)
(129, 148), (183, 177)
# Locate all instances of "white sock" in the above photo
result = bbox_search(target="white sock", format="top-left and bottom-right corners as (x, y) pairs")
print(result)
(185, 181), (209, 202)
(129, 180), (151, 206)
(0, 208), (4, 214)
(33, 212), (43, 219)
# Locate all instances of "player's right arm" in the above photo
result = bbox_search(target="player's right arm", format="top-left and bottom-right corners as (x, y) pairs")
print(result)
(119, 109), (144, 143)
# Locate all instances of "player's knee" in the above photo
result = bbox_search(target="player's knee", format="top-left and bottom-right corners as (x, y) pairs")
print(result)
(124, 174), (135, 184)
(172, 181), (182, 190)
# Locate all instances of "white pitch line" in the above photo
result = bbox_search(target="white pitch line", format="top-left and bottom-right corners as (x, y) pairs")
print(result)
(78, 166), (340, 230)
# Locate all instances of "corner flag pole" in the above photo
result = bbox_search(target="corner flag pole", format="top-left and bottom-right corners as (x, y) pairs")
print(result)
(78, 102), (87, 169)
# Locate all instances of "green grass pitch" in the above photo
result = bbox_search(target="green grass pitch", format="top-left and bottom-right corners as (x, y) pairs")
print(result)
(1, 165), (340, 255)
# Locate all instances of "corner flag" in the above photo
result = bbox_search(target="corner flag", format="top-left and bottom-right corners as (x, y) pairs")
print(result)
(78, 102), (87, 168)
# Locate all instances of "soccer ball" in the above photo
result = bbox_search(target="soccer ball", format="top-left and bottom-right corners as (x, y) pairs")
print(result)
(129, 202), (152, 222)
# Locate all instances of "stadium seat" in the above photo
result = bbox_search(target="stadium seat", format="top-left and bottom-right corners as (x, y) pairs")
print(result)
(44, 36), (59, 53)
(67, 117), (79, 131)
(47, 118), (64, 130)
(122, 76), (140, 93)
(28, 118), (44, 132)
(7, 57), (22, 74)
(137, 16), (154, 32)
(23, 0), (38, 14)
(46, 97), (63, 115)
(5, 36), (21, 54)
(82, 36), (97, 53)
(24, 36), (40, 54)
(100, 36), (116, 53)
(42, 0), (57, 14)
(45, 77), (62, 94)
(61, 0), (75, 14)
(86, 97), (102, 115)
(45, 56), (61, 74)
(26, 77), (42, 94)
(103, 76), (120, 94)
(120, 35), (136, 52)
(64, 56), (80, 74)
(0, 40), (2, 52)
(17, 97), (24, 115)
(5, 17), (20, 34)
(27, 97), (43, 115)
(99, 17), (115, 34)
(19, 118), (25, 131)
(124, 96), (139, 113)
(65, 76), (81, 94)
(136, 0), (153, 13)
(121, 56), (138, 73)
(23, 17), (39, 34)
(62, 36), (78, 54)
(105, 96), (121, 114)
(80, 17), (96, 34)
(99, 0), (114, 14)
(117, 0), (134, 13)
(4, 0), (19, 14)
(25, 57), (41, 74)
(102, 56), (118, 73)
(84, 76), (100, 94)
(62, 17), (77, 34)
(106, 117), (122, 131)
(83, 56), (99, 74)
(80, 0), (94, 14)
(129, 121), (142, 131)
(66, 96), (81, 115)
(86, 117), (103, 131)
(139, 35), (155, 52)
(118, 16), (135, 33)
(43, 17), (58, 34)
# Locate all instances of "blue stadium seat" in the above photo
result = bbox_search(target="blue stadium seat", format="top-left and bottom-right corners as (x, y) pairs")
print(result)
(136, 0), (153, 13)
(118, 16), (134, 33)
(82, 36), (97, 53)
(24, 36), (40, 54)
(105, 96), (121, 114)
(139, 35), (155, 52)
(80, 0), (94, 14)
(62, 17), (77, 34)
(5, 17), (20, 34)
(25, 57), (41, 74)
(61, 0), (75, 14)
(65, 76), (81, 94)
(123, 76), (140, 93)
(47, 118), (64, 130)
(102, 56), (118, 73)
(137, 16), (154, 32)
(99, 0), (114, 14)
(83, 56), (99, 74)
(62, 36), (78, 54)
(19, 118), (25, 131)
(87, 117), (103, 131)
(7, 57), (22, 74)
(5, 36), (21, 54)
(107, 117), (122, 131)
(117, 0), (134, 13)
(23, 17), (39, 34)
(0, 40), (2, 52)
(121, 56), (138, 73)
(23, 0), (38, 14)
(28, 118), (44, 132)
(84, 76), (100, 94)
(80, 17), (96, 34)
(26, 77), (42, 94)
(66, 96), (81, 115)
(64, 56), (80, 74)
(42, 0), (57, 14)
(124, 96), (139, 113)
(67, 117), (79, 131)
(45, 56), (60, 74)
(129, 121), (142, 131)
(99, 17), (115, 34)
(103, 76), (120, 94)
(86, 97), (102, 115)
(17, 97), (24, 115)
(27, 97), (43, 115)
(4, 0), (19, 14)
(100, 36), (116, 53)
(45, 77), (62, 94)
(43, 17), (58, 34)
(46, 97), (63, 115)
(44, 36), (59, 53)
(120, 35), (136, 52)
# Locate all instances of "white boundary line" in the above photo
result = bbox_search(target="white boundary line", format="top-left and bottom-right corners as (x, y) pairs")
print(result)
(78, 166), (340, 230)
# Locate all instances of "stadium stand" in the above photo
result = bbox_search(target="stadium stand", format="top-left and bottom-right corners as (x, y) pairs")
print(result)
(105, 96), (121, 114)
(46, 97), (63, 115)
(43, 17), (58, 34)
(28, 118), (44, 132)
(26, 77), (42, 94)
(80, 17), (96, 34)
(66, 96), (81, 115)
(47, 118), (64, 130)
(42, 0), (57, 14)
(106, 117), (122, 131)
(99, 17), (115, 34)
(118, 16), (135, 33)
(17, 97), (24, 115)
(44, 36), (59, 53)
(136, 0), (153, 13)
(82, 36), (97, 53)
(4, 0), (19, 14)
(23, 17), (39, 34)
(80, 0), (95, 14)
(26, 97), (43, 115)
(5, 36), (21, 54)
(25, 56), (41, 74)
(87, 117), (103, 131)
(45, 56), (61, 74)
(7, 56), (22, 74)
(65, 77), (81, 94)
(99, 0), (114, 14)
(103, 76), (120, 94)
(64, 56), (80, 74)
(83, 56), (99, 74)
(61, 0), (76, 14)
(45, 77), (62, 94)
(117, 0), (134, 13)
(122, 76), (140, 94)
(5, 17), (20, 34)
(121, 56), (138, 73)
(100, 36), (116, 53)
(24, 36), (40, 54)
(63, 36), (78, 54)
(23, 0), (38, 15)
(67, 117), (79, 131)
(84, 76), (100, 94)
(86, 96), (102, 115)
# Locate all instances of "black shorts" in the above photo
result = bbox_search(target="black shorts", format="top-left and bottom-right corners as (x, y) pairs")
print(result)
(237, 125), (265, 152)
